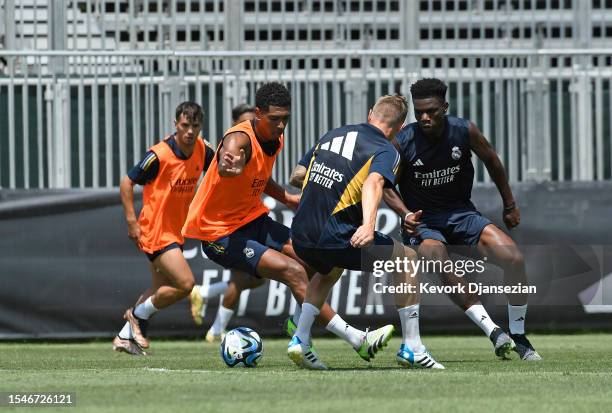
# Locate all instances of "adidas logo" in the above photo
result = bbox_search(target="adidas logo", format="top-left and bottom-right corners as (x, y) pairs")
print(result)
(408, 311), (419, 319)
(515, 316), (525, 321)
(305, 350), (317, 362)
(319, 131), (358, 160)
(480, 315), (488, 322)
(413, 159), (424, 166)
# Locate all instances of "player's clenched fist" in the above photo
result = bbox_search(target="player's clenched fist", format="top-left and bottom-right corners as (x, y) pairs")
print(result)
(350, 224), (375, 248)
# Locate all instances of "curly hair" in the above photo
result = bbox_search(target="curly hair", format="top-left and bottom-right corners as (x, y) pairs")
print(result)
(255, 82), (291, 111)
(410, 78), (447, 101)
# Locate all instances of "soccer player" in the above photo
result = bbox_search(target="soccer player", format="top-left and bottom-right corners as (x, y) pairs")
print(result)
(288, 95), (444, 370)
(231, 103), (256, 125)
(182, 82), (393, 363)
(384, 78), (541, 361)
(189, 102), (265, 341)
(113, 102), (214, 355)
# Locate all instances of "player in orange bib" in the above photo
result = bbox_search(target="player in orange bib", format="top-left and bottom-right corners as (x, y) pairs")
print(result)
(183, 83), (396, 365)
(112, 102), (214, 355)
(189, 103), (266, 342)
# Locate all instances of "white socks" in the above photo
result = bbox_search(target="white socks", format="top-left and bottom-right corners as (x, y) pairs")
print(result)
(210, 305), (234, 334)
(508, 304), (527, 335)
(398, 304), (424, 351)
(118, 297), (158, 339)
(295, 303), (319, 344)
(133, 297), (158, 320)
(325, 314), (365, 349)
(118, 322), (132, 339)
(200, 281), (228, 299)
(294, 305), (364, 349)
(292, 302), (302, 324)
(465, 304), (498, 337)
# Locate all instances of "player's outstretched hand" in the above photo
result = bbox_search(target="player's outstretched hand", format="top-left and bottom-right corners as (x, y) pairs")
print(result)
(221, 149), (246, 176)
(402, 210), (423, 235)
(350, 225), (375, 248)
(285, 192), (301, 211)
(127, 220), (142, 248)
(503, 205), (520, 229)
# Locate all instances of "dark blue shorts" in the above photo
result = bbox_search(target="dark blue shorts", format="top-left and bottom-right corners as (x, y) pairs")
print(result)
(403, 208), (493, 246)
(145, 242), (183, 262)
(293, 232), (397, 275)
(201, 214), (291, 277)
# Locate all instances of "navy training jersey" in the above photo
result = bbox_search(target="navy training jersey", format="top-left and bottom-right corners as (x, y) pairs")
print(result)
(292, 123), (401, 248)
(395, 116), (475, 213)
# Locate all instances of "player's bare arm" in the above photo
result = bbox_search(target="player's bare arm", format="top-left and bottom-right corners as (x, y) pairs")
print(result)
(289, 164), (307, 188)
(351, 172), (384, 248)
(218, 132), (251, 177)
(383, 188), (423, 236)
(264, 178), (301, 211)
(468, 122), (520, 229)
(119, 175), (141, 247)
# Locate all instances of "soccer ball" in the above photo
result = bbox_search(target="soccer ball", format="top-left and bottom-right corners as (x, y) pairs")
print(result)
(220, 327), (263, 368)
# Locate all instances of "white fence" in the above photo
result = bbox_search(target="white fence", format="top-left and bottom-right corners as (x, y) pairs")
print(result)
(0, 48), (611, 189)
(3, 1), (611, 54)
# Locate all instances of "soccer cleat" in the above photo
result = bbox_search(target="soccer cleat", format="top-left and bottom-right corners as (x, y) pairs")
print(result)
(112, 336), (147, 356)
(396, 344), (445, 369)
(190, 286), (207, 326)
(511, 334), (542, 361)
(489, 327), (516, 359)
(283, 316), (297, 337)
(123, 308), (149, 349)
(287, 336), (328, 370)
(355, 325), (395, 362)
(205, 329), (226, 343)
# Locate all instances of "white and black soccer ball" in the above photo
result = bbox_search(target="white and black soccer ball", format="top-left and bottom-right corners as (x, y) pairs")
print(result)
(220, 327), (263, 368)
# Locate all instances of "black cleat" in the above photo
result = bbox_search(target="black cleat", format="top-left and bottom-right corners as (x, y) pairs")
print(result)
(510, 334), (542, 361)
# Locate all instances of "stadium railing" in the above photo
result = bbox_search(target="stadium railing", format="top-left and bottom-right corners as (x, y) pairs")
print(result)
(0, 48), (611, 189)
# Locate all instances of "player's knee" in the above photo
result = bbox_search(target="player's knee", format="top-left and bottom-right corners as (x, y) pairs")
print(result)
(282, 261), (308, 291)
(285, 260), (307, 282)
(419, 242), (447, 261)
(402, 245), (418, 261)
(506, 248), (525, 269)
(176, 278), (195, 294)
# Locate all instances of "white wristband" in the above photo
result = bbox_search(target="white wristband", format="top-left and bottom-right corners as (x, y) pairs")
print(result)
(404, 212), (414, 221)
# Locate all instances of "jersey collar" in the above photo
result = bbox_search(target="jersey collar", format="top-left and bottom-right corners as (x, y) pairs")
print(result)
(165, 134), (189, 160)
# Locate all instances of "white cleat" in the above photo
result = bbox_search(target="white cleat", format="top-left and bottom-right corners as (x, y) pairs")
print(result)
(287, 336), (328, 370)
(396, 344), (445, 369)
(355, 324), (395, 362)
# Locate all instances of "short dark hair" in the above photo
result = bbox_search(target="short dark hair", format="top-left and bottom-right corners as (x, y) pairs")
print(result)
(232, 103), (256, 122)
(255, 82), (291, 112)
(410, 78), (447, 101)
(175, 101), (204, 124)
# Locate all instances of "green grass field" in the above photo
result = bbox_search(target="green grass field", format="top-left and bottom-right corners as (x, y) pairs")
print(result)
(1, 334), (611, 413)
